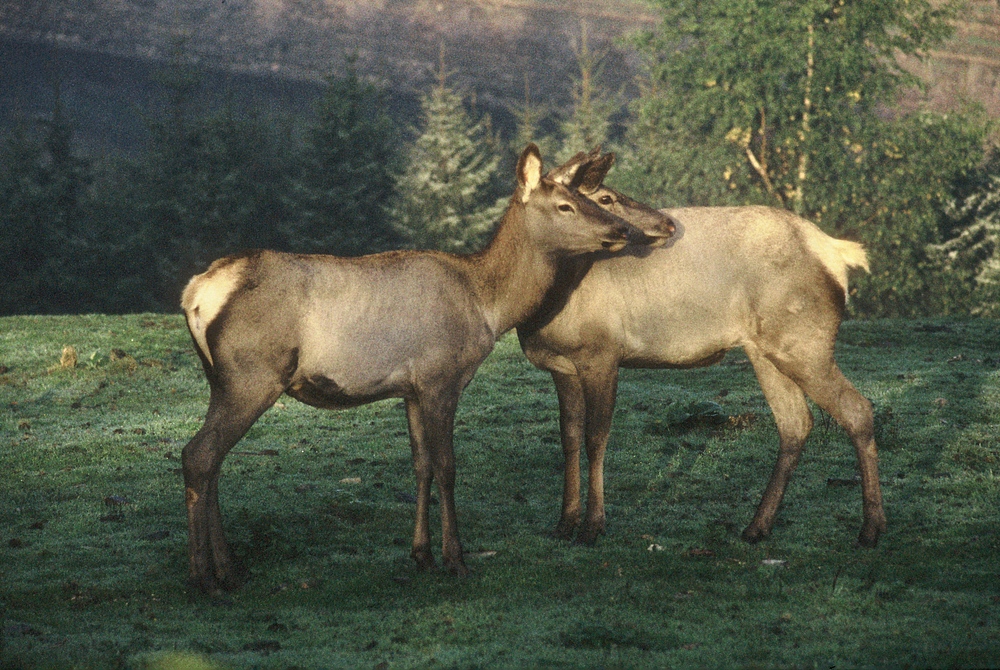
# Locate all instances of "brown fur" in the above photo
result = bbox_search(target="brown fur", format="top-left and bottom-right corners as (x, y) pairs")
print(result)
(519, 158), (886, 549)
(177, 145), (658, 594)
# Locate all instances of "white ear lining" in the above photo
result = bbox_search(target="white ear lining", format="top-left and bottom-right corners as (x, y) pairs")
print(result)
(520, 151), (542, 203)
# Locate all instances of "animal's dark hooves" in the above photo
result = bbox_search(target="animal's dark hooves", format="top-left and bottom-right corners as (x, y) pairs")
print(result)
(573, 524), (604, 547)
(741, 527), (768, 544)
(855, 531), (882, 549)
(446, 561), (471, 578)
(187, 575), (223, 597)
(855, 515), (886, 548)
(187, 569), (246, 597)
(552, 526), (576, 542)
(411, 549), (436, 572)
(218, 572), (247, 592)
(552, 516), (580, 542)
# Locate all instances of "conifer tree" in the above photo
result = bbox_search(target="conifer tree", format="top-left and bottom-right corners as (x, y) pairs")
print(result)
(931, 152), (1000, 315)
(393, 47), (503, 253)
(137, 41), (290, 301)
(0, 92), (95, 314)
(557, 21), (618, 163)
(512, 74), (557, 161)
(287, 57), (402, 255)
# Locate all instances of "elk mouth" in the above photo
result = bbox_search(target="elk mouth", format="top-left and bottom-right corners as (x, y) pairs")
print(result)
(646, 234), (671, 249)
(636, 213), (677, 247)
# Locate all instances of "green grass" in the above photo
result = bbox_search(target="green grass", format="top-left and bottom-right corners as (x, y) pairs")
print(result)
(2, 315), (1000, 669)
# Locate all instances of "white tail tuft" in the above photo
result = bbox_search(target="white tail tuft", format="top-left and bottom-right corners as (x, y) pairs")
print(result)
(831, 238), (869, 273)
(800, 222), (869, 301)
(180, 257), (246, 368)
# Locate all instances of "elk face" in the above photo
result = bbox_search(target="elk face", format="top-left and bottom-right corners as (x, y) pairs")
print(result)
(517, 144), (640, 255)
(546, 148), (675, 247)
(585, 184), (676, 248)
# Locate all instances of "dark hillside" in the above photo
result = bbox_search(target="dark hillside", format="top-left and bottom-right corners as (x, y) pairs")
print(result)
(0, 0), (654, 153)
(1, 0), (998, 153)
(0, 39), (352, 155)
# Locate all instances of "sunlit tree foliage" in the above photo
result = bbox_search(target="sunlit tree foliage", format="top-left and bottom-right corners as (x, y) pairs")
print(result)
(618, 0), (990, 316)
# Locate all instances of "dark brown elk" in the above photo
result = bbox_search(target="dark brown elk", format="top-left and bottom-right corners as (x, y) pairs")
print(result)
(518, 152), (886, 549)
(179, 144), (667, 593)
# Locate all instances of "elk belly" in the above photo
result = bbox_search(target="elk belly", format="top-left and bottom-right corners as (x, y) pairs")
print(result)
(286, 373), (397, 409)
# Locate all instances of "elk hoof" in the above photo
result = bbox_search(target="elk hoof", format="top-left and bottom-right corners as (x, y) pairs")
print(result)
(187, 574), (217, 596)
(573, 523), (605, 547)
(552, 519), (578, 542)
(216, 569), (247, 592)
(187, 573), (236, 597)
(741, 525), (769, 544)
(855, 521), (884, 549)
(445, 558), (471, 578)
(411, 547), (436, 572)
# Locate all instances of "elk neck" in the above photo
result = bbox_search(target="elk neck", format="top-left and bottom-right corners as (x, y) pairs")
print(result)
(459, 198), (563, 338)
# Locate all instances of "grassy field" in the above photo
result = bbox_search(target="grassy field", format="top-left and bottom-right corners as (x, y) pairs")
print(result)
(2, 314), (1000, 669)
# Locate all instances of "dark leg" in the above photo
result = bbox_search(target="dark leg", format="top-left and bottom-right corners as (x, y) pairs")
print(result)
(405, 398), (435, 571)
(741, 347), (814, 543)
(406, 394), (468, 575)
(183, 383), (282, 593)
(752, 333), (886, 547)
(552, 371), (586, 540)
(795, 364), (886, 547)
(575, 363), (620, 546)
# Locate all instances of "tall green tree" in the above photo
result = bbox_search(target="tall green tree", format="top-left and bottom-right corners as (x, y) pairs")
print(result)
(286, 59), (402, 256)
(929, 148), (1000, 315)
(620, 0), (988, 316)
(511, 74), (558, 161)
(136, 46), (291, 303)
(0, 94), (96, 314)
(557, 21), (618, 162)
(393, 51), (504, 253)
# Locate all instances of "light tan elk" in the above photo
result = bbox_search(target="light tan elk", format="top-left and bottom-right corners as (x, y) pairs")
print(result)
(518, 151), (886, 548)
(178, 145), (668, 593)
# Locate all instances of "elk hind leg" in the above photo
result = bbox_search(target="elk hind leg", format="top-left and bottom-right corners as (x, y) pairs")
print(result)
(183, 384), (284, 593)
(796, 365), (886, 547)
(742, 349), (814, 544)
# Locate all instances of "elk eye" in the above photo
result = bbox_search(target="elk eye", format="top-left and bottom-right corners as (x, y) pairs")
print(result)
(599, 195), (614, 205)
(558, 204), (575, 213)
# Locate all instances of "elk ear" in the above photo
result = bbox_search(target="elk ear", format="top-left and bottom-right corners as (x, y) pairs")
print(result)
(578, 152), (615, 195)
(546, 151), (587, 185)
(518, 143), (543, 203)
(546, 146), (603, 186)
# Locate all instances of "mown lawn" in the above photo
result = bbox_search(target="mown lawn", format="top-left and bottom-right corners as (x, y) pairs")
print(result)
(2, 314), (999, 669)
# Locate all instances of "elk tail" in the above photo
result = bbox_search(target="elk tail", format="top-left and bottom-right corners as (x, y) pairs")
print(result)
(802, 224), (869, 303)
(180, 257), (247, 368)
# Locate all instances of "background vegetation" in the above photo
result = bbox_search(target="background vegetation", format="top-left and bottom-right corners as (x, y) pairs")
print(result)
(2, 315), (1000, 668)
(2, 0), (999, 318)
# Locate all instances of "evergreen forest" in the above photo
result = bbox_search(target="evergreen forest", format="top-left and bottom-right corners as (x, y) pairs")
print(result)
(2, 0), (999, 319)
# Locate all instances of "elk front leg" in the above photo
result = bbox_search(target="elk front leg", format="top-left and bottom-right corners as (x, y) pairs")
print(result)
(405, 398), (436, 571)
(576, 363), (620, 546)
(405, 395), (468, 575)
(552, 371), (586, 540)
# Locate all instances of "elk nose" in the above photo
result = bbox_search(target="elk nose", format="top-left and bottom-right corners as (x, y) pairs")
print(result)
(598, 221), (633, 251)
(644, 215), (676, 248)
